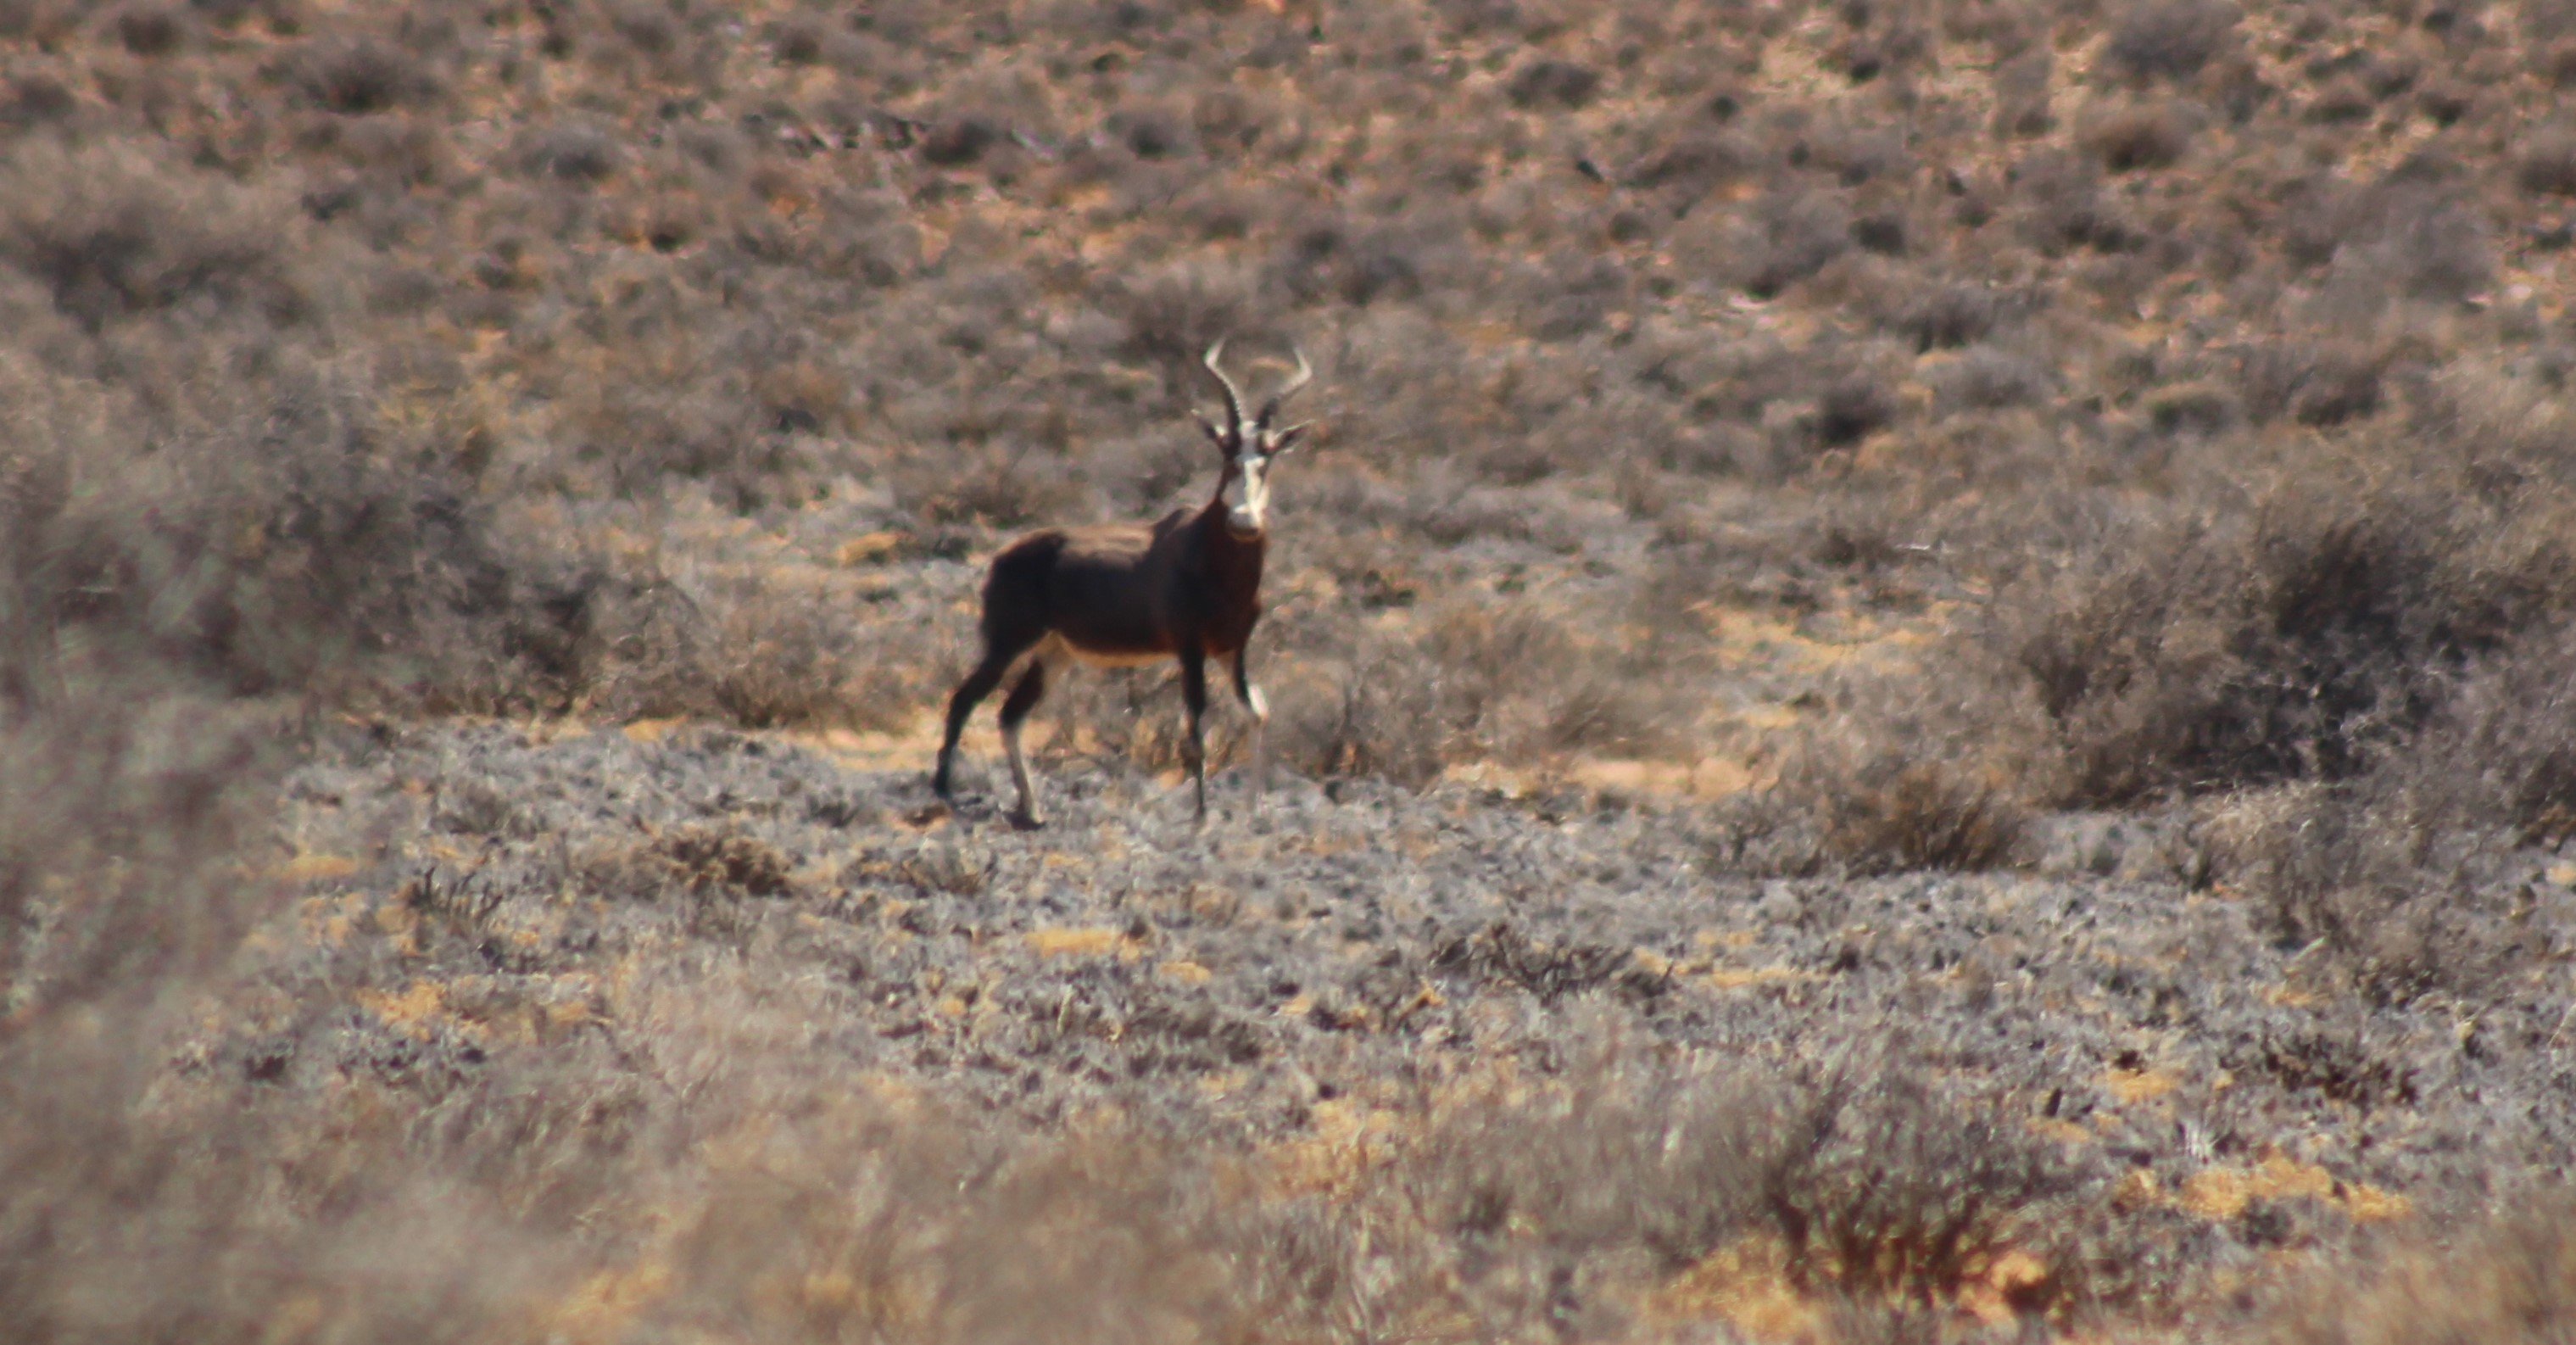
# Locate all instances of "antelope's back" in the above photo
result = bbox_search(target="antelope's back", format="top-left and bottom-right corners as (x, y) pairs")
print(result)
(981, 516), (1179, 656)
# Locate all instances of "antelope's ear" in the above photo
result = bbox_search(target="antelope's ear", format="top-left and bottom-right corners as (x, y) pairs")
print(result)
(1196, 413), (1229, 450)
(1268, 423), (1310, 455)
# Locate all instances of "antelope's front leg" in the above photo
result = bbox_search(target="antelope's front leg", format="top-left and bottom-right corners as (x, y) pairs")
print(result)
(1229, 649), (1270, 806)
(1178, 643), (1210, 823)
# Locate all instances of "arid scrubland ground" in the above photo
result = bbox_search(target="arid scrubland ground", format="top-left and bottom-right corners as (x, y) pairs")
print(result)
(8, 0), (2576, 1339)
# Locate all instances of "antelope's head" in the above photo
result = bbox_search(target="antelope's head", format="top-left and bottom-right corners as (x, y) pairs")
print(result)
(1196, 338), (1312, 538)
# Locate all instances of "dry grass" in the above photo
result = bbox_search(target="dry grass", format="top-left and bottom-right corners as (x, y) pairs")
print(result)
(2246, 1190), (2576, 1345)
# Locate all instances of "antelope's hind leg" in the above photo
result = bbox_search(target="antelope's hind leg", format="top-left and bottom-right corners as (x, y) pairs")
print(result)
(934, 617), (1043, 804)
(1229, 650), (1271, 806)
(934, 654), (1013, 801)
(1178, 644), (1210, 823)
(997, 660), (1050, 829)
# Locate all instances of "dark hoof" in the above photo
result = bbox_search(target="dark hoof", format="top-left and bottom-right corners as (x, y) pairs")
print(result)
(1006, 809), (1045, 832)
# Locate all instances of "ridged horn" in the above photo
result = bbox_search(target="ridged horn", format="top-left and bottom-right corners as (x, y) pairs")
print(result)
(1202, 337), (1247, 433)
(1257, 345), (1313, 427)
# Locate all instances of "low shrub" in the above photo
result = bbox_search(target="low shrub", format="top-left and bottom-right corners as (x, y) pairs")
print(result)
(2244, 1190), (2576, 1344)
(1713, 742), (2033, 878)
(2103, 0), (2239, 84)
(2518, 126), (2576, 198)
(2077, 99), (2197, 172)
(0, 139), (310, 334)
(1992, 466), (2576, 806)
(0, 356), (590, 706)
(287, 35), (438, 114)
(1772, 1058), (2092, 1308)
(1506, 58), (1601, 109)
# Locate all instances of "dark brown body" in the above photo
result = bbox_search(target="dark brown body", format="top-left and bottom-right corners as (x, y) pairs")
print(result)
(991, 503), (1266, 664)
(931, 499), (1271, 824)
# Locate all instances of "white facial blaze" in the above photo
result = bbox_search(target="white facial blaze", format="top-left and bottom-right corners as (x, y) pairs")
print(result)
(1224, 451), (1272, 532)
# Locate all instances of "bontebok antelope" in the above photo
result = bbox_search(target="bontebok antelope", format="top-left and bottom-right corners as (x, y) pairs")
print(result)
(932, 338), (1313, 826)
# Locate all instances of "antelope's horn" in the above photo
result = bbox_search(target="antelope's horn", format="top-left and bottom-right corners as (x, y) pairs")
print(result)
(1202, 337), (1246, 433)
(1257, 345), (1313, 426)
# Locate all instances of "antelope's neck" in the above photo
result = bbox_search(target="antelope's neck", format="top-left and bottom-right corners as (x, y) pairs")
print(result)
(1196, 500), (1267, 592)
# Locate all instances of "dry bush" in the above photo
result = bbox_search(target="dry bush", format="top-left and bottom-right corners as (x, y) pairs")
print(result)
(9, 890), (2131, 1345)
(1737, 189), (1855, 299)
(1771, 1058), (2094, 1309)
(1929, 344), (2054, 413)
(1816, 370), (1902, 445)
(0, 1031), (556, 1343)
(702, 578), (865, 730)
(1815, 755), (2032, 876)
(287, 35), (441, 115)
(1409, 1036), (2114, 1318)
(0, 138), (313, 336)
(547, 342), (793, 507)
(1424, 599), (1679, 763)
(516, 118), (626, 186)
(1713, 736), (2034, 879)
(2427, 356), (2576, 472)
(2103, 0), (2239, 83)
(1893, 284), (2000, 351)
(2256, 155), (2491, 310)
(569, 558), (960, 734)
(0, 355), (597, 708)
(2245, 1190), (2576, 1345)
(1507, 56), (1602, 109)
(2427, 624), (2576, 846)
(652, 823), (795, 898)
(2011, 148), (2145, 255)
(1046, 589), (1683, 791)
(1267, 623), (1453, 787)
(2200, 619), (2576, 1001)
(1991, 464), (2576, 808)
(2517, 125), (2576, 198)
(2239, 343), (2384, 428)
(765, 13), (831, 66)
(0, 0), (80, 46)
(1992, 47), (2055, 138)
(110, 3), (190, 56)
(0, 682), (270, 1026)
(528, 1027), (2119, 1345)
(2200, 781), (2520, 1005)
(890, 439), (1088, 530)
(1386, 1037), (1785, 1325)
(2077, 98), (2198, 172)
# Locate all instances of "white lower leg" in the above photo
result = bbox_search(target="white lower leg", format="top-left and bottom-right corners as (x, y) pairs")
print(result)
(1188, 712), (1207, 822)
(1247, 684), (1270, 802)
(1003, 720), (1040, 823)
